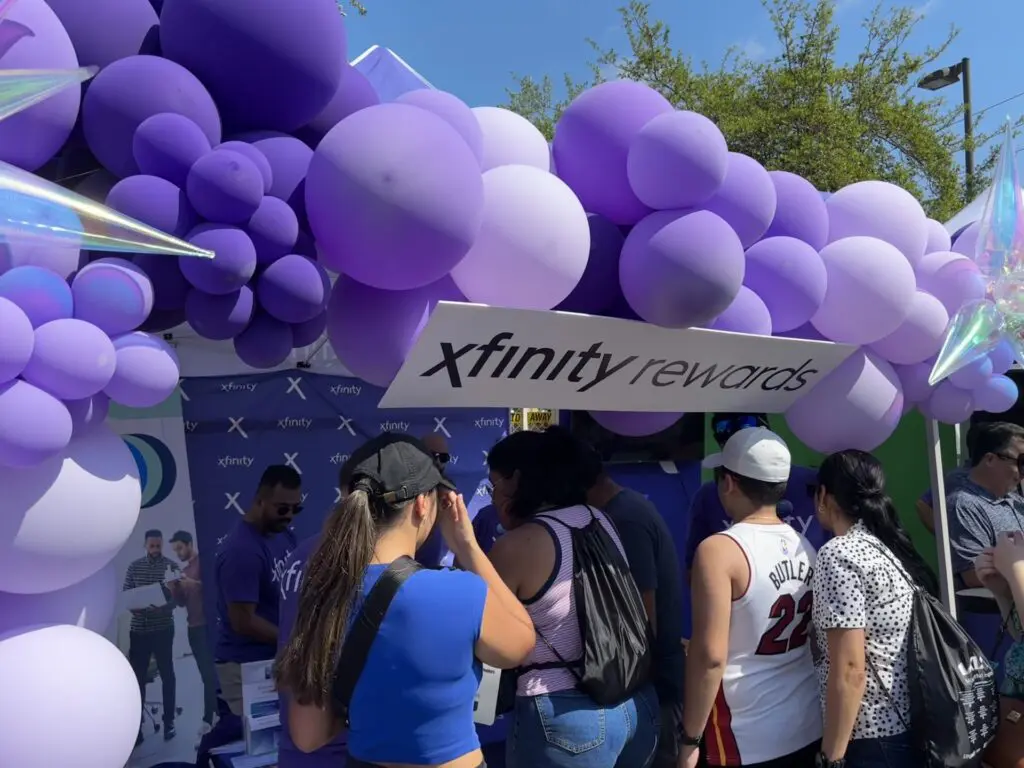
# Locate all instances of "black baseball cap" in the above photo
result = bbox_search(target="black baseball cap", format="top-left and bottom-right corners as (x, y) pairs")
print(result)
(348, 432), (457, 504)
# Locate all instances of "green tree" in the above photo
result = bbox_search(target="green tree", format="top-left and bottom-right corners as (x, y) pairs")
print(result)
(503, 0), (1001, 221)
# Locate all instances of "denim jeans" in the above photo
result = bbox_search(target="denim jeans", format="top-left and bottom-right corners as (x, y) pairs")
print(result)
(506, 684), (660, 768)
(845, 730), (922, 768)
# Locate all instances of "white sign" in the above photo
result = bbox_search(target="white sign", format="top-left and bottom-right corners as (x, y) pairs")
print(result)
(381, 303), (857, 412)
(473, 663), (501, 726)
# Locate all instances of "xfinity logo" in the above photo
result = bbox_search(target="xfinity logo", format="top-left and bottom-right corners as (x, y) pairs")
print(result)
(221, 382), (258, 393)
(433, 417), (451, 438)
(218, 456), (254, 468)
(419, 332), (818, 395)
(278, 417), (312, 430)
(475, 417), (504, 429)
(228, 417), (248, 438)
(279, 559), (304, 597)
(224, 493), (244, 515)
(184, 420), (198, 433)
(331, 384), (362, 396)
(330, 453), (351, 465)
(380, 420), (410, 432)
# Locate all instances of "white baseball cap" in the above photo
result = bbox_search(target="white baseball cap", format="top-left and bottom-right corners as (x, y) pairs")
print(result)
(702, 427), (791, 483)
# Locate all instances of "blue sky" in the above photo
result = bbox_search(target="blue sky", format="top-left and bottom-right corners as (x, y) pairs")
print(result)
(345, 0), (1024, 156)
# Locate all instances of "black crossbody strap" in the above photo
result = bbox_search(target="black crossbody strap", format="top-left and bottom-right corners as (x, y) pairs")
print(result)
(333, 556), (422, 722)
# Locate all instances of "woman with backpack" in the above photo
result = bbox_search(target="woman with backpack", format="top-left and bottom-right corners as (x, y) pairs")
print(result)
(810, 450), (937, 768)
(485, 428), (660, 767)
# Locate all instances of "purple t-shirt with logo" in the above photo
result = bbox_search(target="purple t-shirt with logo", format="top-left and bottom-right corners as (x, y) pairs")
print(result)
(684, 465), (825, 569)
(277, 536), (347, 768)
(214, 519), (297, 663)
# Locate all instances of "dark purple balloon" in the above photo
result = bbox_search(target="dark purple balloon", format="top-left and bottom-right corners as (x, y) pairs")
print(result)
(246, 197), (299, 266)
(775, 323), (827, 341)
(133, 113), (212, 187)
(257, 254), (328, 324)
(556, 214), (625, 315)
(218, 141), (273, 195)
(708, 286), (772, 336)
(180, 225), (257, 295)
(132, 254), (190, 311)
(240, 134), (313, 216)
(303, 64), (381, 141)
(233, 312), (293, 369)
(138, 306), (185, 332)
(106, 175), (197, 236)
(764, 171), (829, 250)
(185, 286), (255, 340)
(743, 236), (827, 333)
(186, 149), (264, 224)
(291, 310), (327, 348)
(46, 0), (158, 69)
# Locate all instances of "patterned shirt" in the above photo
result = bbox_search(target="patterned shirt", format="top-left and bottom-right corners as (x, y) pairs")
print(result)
(123, 555), (179, 633)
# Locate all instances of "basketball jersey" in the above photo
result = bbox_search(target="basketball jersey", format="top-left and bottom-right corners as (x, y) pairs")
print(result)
(704, 522), (823, 766)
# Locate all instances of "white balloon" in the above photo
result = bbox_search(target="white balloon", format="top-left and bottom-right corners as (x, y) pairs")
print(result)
(0, 424), (141, 594)
(472, 106), (551, 173)
(0, 625), (140, 768)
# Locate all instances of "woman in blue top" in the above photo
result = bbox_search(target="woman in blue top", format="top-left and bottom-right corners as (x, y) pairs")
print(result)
(276, 433), (535, 768)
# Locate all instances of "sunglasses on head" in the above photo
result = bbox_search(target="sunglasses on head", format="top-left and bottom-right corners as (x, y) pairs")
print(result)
(713, 415), (765, 440)
(275, 503), (302, 516)
(433, 451), (451, 466)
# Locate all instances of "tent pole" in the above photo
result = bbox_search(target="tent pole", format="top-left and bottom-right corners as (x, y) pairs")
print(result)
(926, 417), (957, 617)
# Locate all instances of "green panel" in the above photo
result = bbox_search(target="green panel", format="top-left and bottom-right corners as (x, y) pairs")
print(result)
(109, 393), (182, 420)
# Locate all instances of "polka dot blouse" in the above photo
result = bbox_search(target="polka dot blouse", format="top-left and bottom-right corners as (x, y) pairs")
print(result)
(811, 520), (914, 740)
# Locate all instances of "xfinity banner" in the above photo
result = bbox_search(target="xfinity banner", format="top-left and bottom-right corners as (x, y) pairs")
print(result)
(380, 303), (857, 412)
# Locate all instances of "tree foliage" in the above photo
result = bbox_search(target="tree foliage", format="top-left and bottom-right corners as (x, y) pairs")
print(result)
(503, 0), (1001, 221)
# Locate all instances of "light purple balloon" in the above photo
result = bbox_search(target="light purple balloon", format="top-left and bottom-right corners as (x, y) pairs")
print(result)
(306, 103), (484, 290)
(915, 251), (985, 316)
(65, 393), (110, 437)
(257, 254), (328, 324)
(826, 180), (929, 267)
(304, 64), (381, 141)
(104, 332), (180, 408)
(72, 258), (154, 336)
(0, 297), (33, 383)
(181, 225), (258, 295)
(894, 361), (934, 404)
(619, 210), (745, 328)
(186, 149), (264, 225)
(743, 236), (826, 332)
(0, 562), (116, 635)
(701, 153), (777, 248)
(185, 286), (255, 341)
(868, 291), (949, 365)
(589, 410), (682, 437)
(473, 106), (550, 172)
(133, 113), (212, 188)
(396, 90), (482, 165)
(0, 379), (72, 468)
(626, 110), (728, 210)
(0, 236), (83, 281)
(327, 276), (461, 388)
(246, 196), (299, 266)
(988, 340), (1016, 374)
(951, 221), (980, 258)
(925, 218), (952, 254)
(218, 141), (274, 195)
(774, 323), (827, 341)
(553, 81), (673, 225)
(785, 350), (903, 453)
(21, 319), (116, 400)
(922, 381), (974, 425)
(764, 172), (829, 250)
(949, 355), (993, 390)
(556, 214), (625, 315)
(811, 237), (916, 345)
(291, 311), (327, 348)
(233, 313), (293, 369)
(709, 286), (772, 335)
(974, 374), (1018, 413)
(132, 254), (190, 312)
(0, 266), (73, 327)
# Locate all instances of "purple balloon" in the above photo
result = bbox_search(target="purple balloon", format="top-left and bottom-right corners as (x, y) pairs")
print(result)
(951, 221), (980, 259)
(160, 0), (345, 132)
(701, 153), (777, 248)
(185, 286), (254, 340)
(556, 214), (625, 315)
(811, 237), (916, 345)
(104, 332), (180, 408)
(396, 90), (482, 164)
(233, 313), (293, 369)
(218, 141), (273, 195)
(65, 393), (110, 436)
(106, 174), (198, 237)
(785, 350), (903, 453)
(139, 307), (186, 333)
(774, 323), (827, 341)
(0, 266), (73, 327)
(327, 276), (458, 387)
(473, 106), (551, 172)
(619, 210), (745, 328)
(915, 251), (985, 316)
(133, 113), (212, 187)
(186, 149), (263, 224)
(246, 197), (299, 266)
(894, 361), (934, 404)
(305, 64), (382, 140)
(82, 55), (221, 178)
(988, 340), (1016, 374)
(925, 218), (952, 254)
(291, 311), (327, 348)
(922, 381), (974, 425)
(241, 134), (312, 211)
(764, 172), (829, 250)
(72, 258), (154, 336)
(257, 254), (328, 324)
(0, 237), (83, 282)
(589, 410), (682, 438)
(0, 0), (81, 171)
(743, 236), (827, 332)
(974, 374), (1018, 414)
(868, 291), (949, 365)
(949, 355), (993, 390)
(307, 104), (484, 291)
(45, 0), (157, 68)
(826, 181), (929, 267)
(132, 254), (190, 311)
(21, 319), (116, 400)
(0, 379), (72, 468)
(0, 298), (33, 383)
(180, 225), (257, 295)
(709, 286), (772, 335)
(626, 110), (728, 210)
(553, 81), (673, 225)
(0, 562), (117, 635)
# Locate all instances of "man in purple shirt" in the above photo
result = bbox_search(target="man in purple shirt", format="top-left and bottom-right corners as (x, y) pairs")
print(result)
(684, 413), (826, 576)
(214, 465), (300, 717)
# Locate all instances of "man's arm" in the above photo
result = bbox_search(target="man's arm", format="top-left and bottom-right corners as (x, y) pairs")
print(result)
(948, 497), (997, 587)
(684, 484), (714, 584)
(122, 562), (136, 591)
(614, 519), (659, 635)
(221, 549), (278, 644)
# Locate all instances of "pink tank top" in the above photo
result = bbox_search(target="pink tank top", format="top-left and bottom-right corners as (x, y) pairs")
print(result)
(517, 504), (629, 696)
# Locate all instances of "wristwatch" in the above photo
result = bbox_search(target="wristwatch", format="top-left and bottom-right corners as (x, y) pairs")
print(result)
(676, 724), (703, 748)
(814, 752), (846, 768)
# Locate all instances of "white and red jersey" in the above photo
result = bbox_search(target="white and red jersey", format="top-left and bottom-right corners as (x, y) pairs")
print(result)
(704, 522), (823, 766)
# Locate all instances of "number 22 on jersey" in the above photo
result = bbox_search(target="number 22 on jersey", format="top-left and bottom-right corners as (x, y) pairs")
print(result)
(756, 592), (812, 655)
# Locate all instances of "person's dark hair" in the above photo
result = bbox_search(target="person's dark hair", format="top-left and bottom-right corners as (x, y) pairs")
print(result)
(968, 422), (1024, 467)
(487, 427), (589, 521)
(818, 449), (939, 596)
(169, 530), (192, 545)
(257, 465), (301, 494)
(275, 475), (434, 707)
(337, 454), (359, 494)
(716, 467), (787, 507)
(144, 529), (162, 540)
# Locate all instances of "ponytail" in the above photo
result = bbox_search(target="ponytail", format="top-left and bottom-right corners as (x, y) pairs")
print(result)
(856, 495), (940, 597)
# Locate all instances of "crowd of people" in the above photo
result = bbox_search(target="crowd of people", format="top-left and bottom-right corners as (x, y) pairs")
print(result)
(197, 415), (1024, 768)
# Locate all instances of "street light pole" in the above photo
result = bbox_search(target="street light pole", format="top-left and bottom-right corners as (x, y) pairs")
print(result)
(918, 57), (974, 199)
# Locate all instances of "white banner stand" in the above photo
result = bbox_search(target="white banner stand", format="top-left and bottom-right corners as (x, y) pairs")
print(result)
(925, 418), (957, 618)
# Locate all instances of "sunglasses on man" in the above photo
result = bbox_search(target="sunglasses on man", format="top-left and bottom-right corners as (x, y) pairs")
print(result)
(275, 503), (303, 516)
(993, 452), (1024, 472)
(432, 452), (451, 466)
